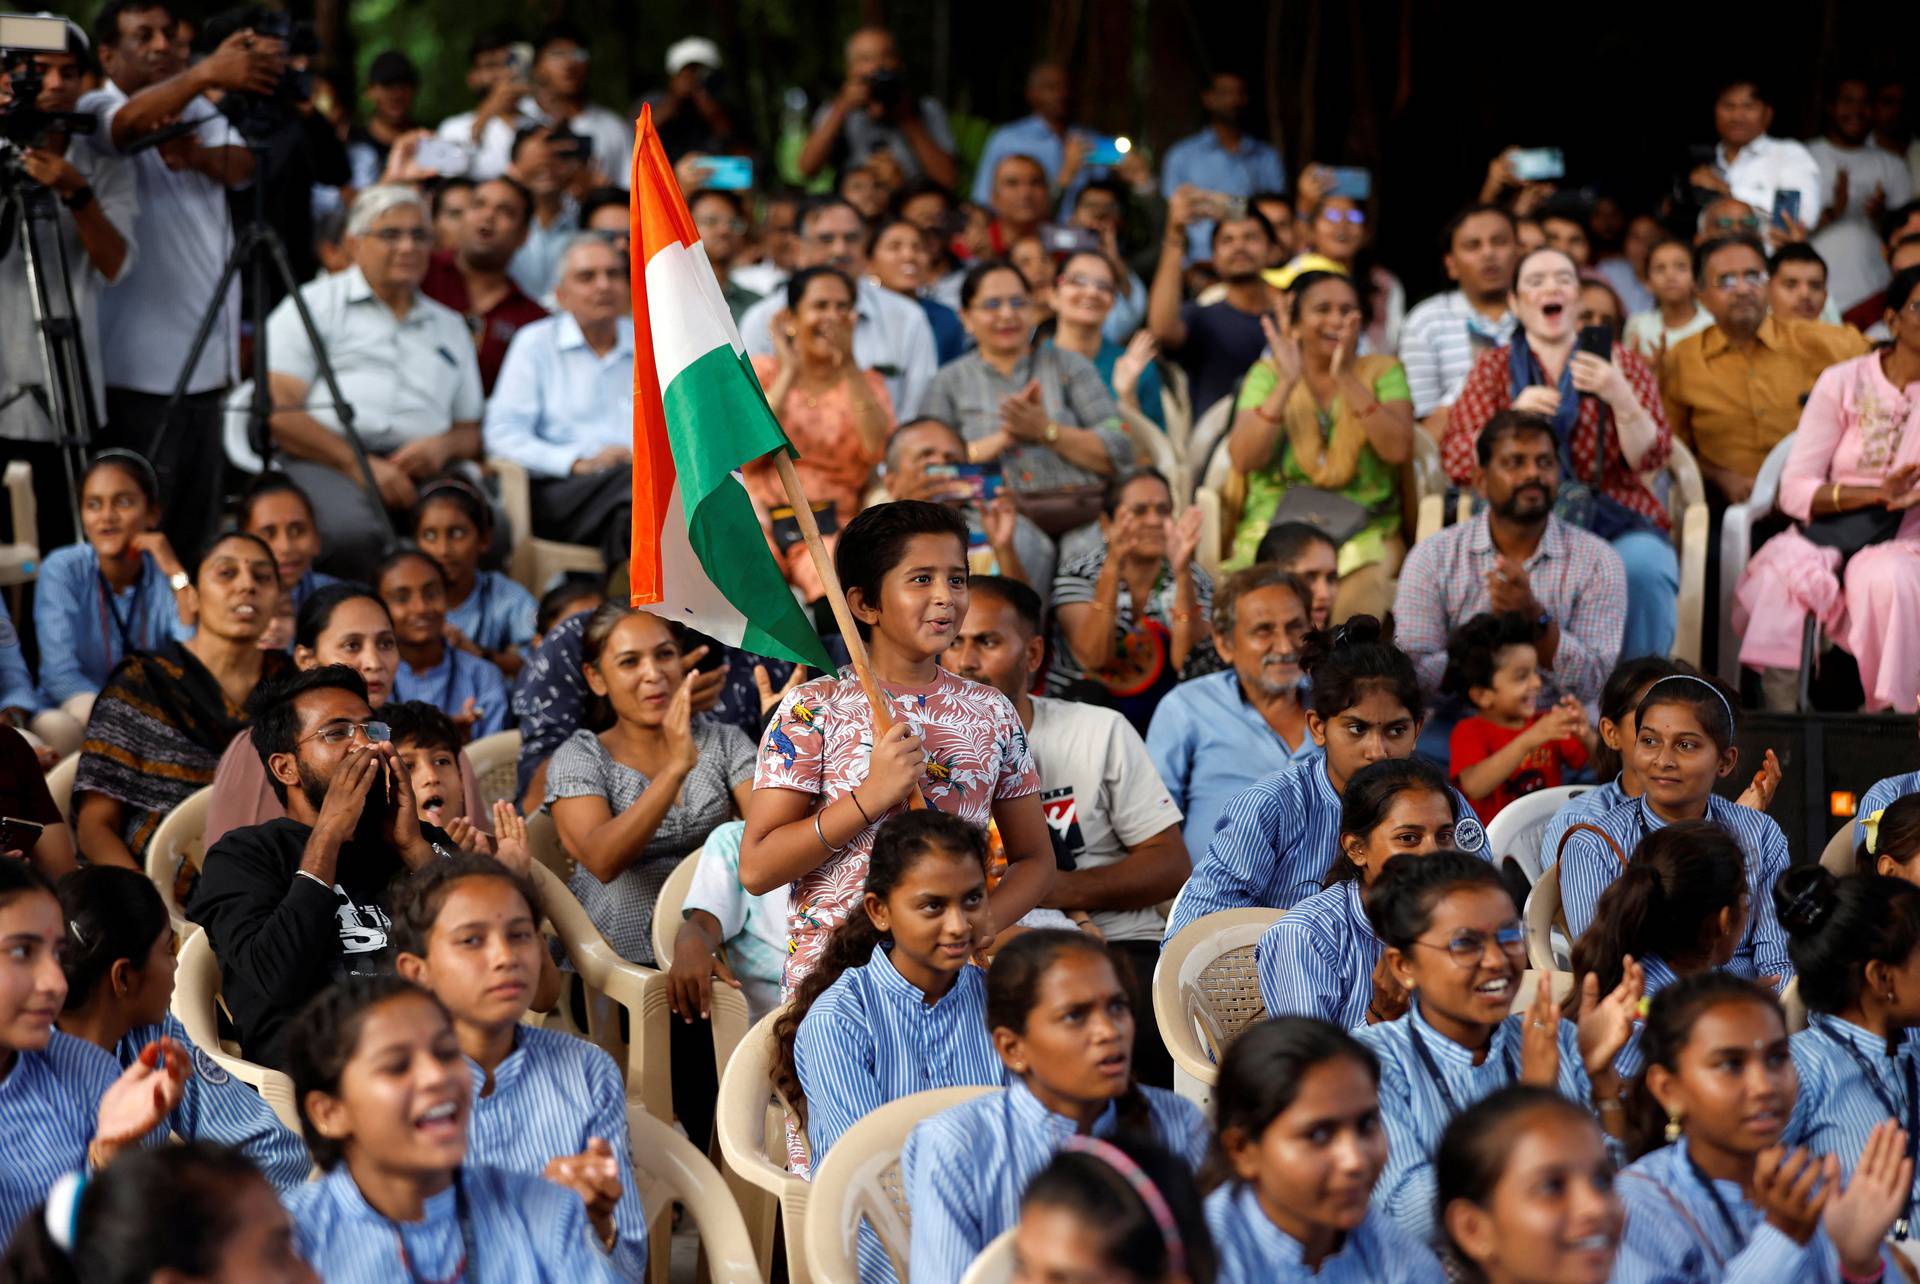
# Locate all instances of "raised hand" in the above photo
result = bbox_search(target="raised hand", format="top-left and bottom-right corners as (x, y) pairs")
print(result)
(1735, 749), (1782, 812)
(1753, 1146), (1833, 1245)
(543, 1137), (624, 1250)
(754, 664), (807, 719)
(1518, 972), (1563, 1086)
(92, 1038), (192, 1166)
(1166, 506), (1203, 574)
(663, 671), (700, 776)
(1576, 956), (1643, 1076)
(443, 813), (493, 856)
(1000, 381), (1050, 443)
(378, 741), (430, 862)
(313, 744), (381, 846)
(1259, 309), (1304, 387)
(1825, 1120), (1915, 1274)
(1331, 312), (1361, 379)
(685, 647), (728, 713)
(490, 800), (529, 874)
(982, 495), (1018, 551)
(1112, 330), (1157, 406)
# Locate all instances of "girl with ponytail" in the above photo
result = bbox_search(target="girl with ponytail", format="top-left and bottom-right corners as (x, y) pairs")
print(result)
(1565, 820), (1748, 1076)
(1774, 865), (1920, 1239)
(902, 929), (1208, 1284)
(1616, 970), (1910, 1282)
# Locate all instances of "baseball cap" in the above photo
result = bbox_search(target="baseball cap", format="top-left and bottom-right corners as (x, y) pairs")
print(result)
(665, 37), (722, 77)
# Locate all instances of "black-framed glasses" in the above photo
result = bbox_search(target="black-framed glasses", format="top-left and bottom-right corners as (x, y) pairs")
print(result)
(1412, 923), (1526, 967)
(296, 719), (391, 748)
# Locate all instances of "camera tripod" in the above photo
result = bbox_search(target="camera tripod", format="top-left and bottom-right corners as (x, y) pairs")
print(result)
(149, 134), (393, 544)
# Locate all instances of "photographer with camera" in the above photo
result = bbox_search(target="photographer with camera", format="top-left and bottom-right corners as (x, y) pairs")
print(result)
(76, 0), (282, 558)
(0, 16), (135, 545)
(799, 26), (957, 189)
(433, 25), (528, 182)
(517, 20), (631, 180)
(642, 37), (737, 161)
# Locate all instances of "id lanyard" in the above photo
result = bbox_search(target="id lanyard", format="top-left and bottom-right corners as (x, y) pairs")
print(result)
(1405, 1009), (1516, 1118)
(1816, 1017), (1920, 1239)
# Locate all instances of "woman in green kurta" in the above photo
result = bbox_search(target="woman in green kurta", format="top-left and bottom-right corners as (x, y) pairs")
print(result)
(1222, 270), (1415, 620)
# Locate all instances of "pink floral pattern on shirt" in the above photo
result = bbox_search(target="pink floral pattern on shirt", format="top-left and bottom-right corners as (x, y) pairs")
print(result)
(755, 667), (1039, 990)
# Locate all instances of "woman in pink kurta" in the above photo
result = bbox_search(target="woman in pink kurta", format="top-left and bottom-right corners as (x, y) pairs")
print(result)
(1734, 265), (1920, 712)
(746, 267), (893, 601)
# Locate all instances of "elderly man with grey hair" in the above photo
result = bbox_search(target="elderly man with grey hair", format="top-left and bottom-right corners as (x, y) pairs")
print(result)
(484, 232), (634, 564)
(266, 183), (486, 573)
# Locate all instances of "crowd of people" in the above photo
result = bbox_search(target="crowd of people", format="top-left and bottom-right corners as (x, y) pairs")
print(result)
(5, 5), (1920, 1283)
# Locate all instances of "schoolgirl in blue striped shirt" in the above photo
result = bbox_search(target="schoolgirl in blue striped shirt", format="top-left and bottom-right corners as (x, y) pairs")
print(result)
(1257, 757), (1464, 1030)
(1437, 1085), (1625, 1283)
(1615, 971), (1910, 1283)
(1774, 866), (1920, 1243)
(237, 472), (339, 626)
(903, 930), (1209, 1284)
(1567, 821), (1749, 1079)
(1557, 676), (1792, 984)
(1353, 852), (1642, 1244)
(1016, 1134), (1219, 1284)
(776, 811), (1004, 1170)
(0, 861), (187, 1252)
(53, 866), (310, 1191)
(414, 481), (539, 680)
(282, 974), (620, 1284)
(1166, 617), (1490, 939)
(1866, 794), (1920, 882)
(389, 853), (646, 1279)
(1205, 1017), (1443, 1282)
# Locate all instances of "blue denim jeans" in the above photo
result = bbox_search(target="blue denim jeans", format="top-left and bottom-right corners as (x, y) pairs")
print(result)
(1612, 529), (1679, 660)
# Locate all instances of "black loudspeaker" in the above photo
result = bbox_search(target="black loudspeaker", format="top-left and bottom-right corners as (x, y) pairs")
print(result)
(1714, 713), (1920, 864)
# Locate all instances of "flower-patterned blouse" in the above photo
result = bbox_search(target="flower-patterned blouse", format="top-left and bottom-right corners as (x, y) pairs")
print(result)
(755, 666), (1040, 989)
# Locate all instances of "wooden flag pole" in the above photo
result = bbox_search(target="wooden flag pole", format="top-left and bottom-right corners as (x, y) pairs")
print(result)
(773, 452), (924, 808)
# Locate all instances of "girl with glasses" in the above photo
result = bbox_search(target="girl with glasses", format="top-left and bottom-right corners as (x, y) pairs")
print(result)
(1299, 189), (1405, 355)
(1049, 248), (1167, 431)
(1354, 850), (1641, 1242)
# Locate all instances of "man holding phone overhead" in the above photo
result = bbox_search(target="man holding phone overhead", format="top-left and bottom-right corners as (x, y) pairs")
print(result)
(1161, 71), (1287, 262)
(799, 26), (957, 188)
(433, 25), (531, 181)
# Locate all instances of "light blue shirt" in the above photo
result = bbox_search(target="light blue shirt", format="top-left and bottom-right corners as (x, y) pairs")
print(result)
(1614, 1137), (1887, 1282)
(1538, 774), (1629, 871)
(1146, 671), (1321, 858)
(284, 1162), (621, 1284)
(484, 313), (636, 479)
(507, 197), (581, 302)
(1164, 758), (1488, 939)
(465, 1023), (646, 1281)
(394, 648), (510, 739)
(446, 570), (538, 656)
(1256, 880), (1380, 1030)
(33, 544), (191, 704)
(288, 569), (339, 617)
(0, 595), (39, 713)
(0, 1030), (119, 1252)
(118, 1016), (309, 1191)
(1557, 795), (1792, 985)
(1785, 1014), (1920, 1228)
(902, 1077), (1208, 1284)
(969, 114), (1102, 205)
(1858, 771), (1920, 848)
(1355, 1002), (1593, 1245)
(1160, 127), (1287, 262)
(1613, 954), (1681, 1079)
(1205, 1183), (1444, 1283)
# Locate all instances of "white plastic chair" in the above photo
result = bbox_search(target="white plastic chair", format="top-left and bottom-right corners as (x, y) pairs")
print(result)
(1717, 433), (1797, 687)
(1484, 785), (1589, 888)
(959, 1229), (1018, 1284)
(1119, 403), (1186, 507)
(1151, 907), (1284, 1109)
(171, 929), (305, 1135)
(626, 1104), (766, 1284)
(1819, 823), (1858, 876)
(489, 456), (606, 594)
(649, 847), (753, 1086)
(0, 459), (39, 592)
(1666, 439), (1712, 670)
(1181, 394), (1236, 503)
(44, 752), (79, 823)
(1522, 864), (1570, 973)
(1190, 443), (1240, 580)
(802, 1084), (998, 1284)
(715, 1009), (809, 1284)
(146, 786), (214, 939)
(463, 729), (521, 811)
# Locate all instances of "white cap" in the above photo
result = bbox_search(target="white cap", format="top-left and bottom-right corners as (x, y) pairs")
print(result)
(665, 37), (722, 76)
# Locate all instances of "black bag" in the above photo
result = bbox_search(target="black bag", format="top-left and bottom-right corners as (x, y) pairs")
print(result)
(1268, 485), (1371, 546)
(1800, 506), (1902, 556)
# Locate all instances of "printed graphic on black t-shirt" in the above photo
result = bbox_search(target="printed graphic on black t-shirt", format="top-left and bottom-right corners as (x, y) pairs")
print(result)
(1041, 786), (1086, 870)
(333, 884), (392, 965)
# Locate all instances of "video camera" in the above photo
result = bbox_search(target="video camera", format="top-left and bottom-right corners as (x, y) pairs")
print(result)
(0, 14), (96, 154)
(200, 5), (317, 141)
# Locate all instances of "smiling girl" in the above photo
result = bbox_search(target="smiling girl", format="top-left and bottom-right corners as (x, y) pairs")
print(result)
(1206, 1017), (1443, 1282)
(412, 479), (536, 680)
(375, 548), (509, 740)
(239, 472), (337, 618)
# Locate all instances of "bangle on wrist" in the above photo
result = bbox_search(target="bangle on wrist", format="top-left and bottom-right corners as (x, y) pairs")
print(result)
(1830, 480), (1844, 511)
(812, 808), (845, 856)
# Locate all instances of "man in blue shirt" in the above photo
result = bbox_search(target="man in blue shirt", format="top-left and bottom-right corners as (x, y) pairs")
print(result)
(970, 63), (1098, 205)
(1147, 565), (1320, 857)
(483, 233), (634, 564)
(1161, 72), (1286, 262)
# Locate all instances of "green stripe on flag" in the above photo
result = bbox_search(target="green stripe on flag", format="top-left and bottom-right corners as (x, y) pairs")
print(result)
(660, 345), (835, 671)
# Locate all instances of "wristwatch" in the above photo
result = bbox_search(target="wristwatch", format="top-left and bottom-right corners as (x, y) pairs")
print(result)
(62, 184), (95, 212)
(168, 570), (190, 592)
(1044, 422), (1060, 445)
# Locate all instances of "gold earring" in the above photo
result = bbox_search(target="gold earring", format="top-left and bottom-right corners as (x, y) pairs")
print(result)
(1664, 1112), (1683, 1143)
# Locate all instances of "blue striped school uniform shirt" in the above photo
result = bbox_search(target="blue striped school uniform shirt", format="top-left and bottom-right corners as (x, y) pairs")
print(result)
(287, 568), (339, 615)
(446, 569), (539, 656)
(1354, 1001), (1593, 1245)
(117, 1016), (309, 1190)
(1614, 1136), (1898, 1282)
(1558, 795), (1792, 985)
(1164, 760), (1490, 940)
(901, 1076), (1209, 1284)
(394, 647), (511, 739)
(1785, 1014), (1920, 1227)
(0, 1030), (119, 1251)
(794, 951), (1002, 1163)
(1612, 954), (1681, 1080)
(1256, 880), (1381, 1029)
(1858, 770), (1920, 848)
(464, 1024), (646, 1281)
(1537, 774), (1628, 870)
(1205, 1182), (1445, 1283)
(284, 1162), (622, 1284)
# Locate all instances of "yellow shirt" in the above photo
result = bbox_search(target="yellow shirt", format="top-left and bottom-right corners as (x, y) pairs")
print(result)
(1659, 316), (1870, 480)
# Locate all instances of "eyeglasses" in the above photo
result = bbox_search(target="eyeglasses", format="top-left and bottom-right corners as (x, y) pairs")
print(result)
(694, 214), (747, 234)
(1709, 215), (1762, 232)
(1321, 208), (1365, 225)
(1060, 273), (1115, 296)
(1411, 923), (1526, 967)
(296, 719), (391, 748)
(368, 227), (431, 245)
(1710, 269), (1768, 292)
(973, 297), (1030, 314)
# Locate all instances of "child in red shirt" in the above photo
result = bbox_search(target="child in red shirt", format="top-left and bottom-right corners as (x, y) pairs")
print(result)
(1443, 611), (1596, 825)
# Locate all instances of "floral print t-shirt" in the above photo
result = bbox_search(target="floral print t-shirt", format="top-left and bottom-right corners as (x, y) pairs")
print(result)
(756, 666), (1040, 989)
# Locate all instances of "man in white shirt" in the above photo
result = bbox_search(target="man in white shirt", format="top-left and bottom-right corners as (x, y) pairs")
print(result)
(1398, 204), (1520, 440)
(947, 575), (1188, 1086)
(484, 235), (633, 564)
(81, 0), (280, 555)
(432, 25), (526, 182)
(265, 185), (484, 573)
(1689, 79), (1821, 244)
(515, 20), (632, 180)
(1808, 76), (1915, 319)
(737, 197), (936, 417)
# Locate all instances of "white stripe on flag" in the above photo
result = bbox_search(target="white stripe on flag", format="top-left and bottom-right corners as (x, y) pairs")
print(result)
(654, 476), (753, 648)
(644, 240), (745, 386)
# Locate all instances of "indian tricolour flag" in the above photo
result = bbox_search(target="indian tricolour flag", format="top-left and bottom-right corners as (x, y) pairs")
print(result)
(627, 106), (833, 671)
